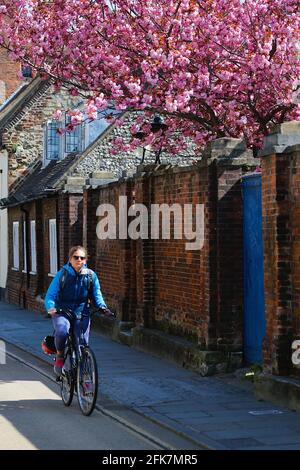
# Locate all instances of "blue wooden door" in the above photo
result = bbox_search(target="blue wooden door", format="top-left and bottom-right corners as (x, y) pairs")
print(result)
(242, 173), (265, 364)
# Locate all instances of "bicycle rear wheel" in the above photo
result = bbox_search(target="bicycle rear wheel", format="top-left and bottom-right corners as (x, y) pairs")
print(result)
(77, 347), (98, 416)
(61, 348), (75, 406)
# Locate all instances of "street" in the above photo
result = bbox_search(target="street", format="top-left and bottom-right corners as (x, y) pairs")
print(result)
(0, 354), (161, 450)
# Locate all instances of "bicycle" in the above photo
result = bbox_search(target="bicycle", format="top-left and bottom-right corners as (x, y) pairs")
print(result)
(42, 307), (115, 416)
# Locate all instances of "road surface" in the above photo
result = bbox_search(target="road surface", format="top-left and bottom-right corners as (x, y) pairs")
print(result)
(0, 354), (161, 450)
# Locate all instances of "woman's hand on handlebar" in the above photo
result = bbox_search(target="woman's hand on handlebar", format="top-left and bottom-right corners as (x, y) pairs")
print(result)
(99, 307), (116, 318)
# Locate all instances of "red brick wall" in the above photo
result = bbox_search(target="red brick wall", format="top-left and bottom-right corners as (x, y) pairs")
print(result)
(261, 149), (299, 375)
(7, 193), (84, 312)
(58, 193), (83, 266)
(83, 188), (100, 270)
(0, 48), (22, 104)
(41, 198), (57, 293)
(137, 167), (209, 343)
(7, 198), (54, 313)
(6, 155), (253, 353)
(58, 193), (70, 268)
(215, 165), (245, 350)
(7, 202), (40, 310)
(86, 181), (136, 319)
(87, 159), (254, 350)
(7, 206), (23, 307)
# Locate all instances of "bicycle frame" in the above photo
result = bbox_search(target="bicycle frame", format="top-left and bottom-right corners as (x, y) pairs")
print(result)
(56, 308), (99, 415)
(57, 308), (88, 360)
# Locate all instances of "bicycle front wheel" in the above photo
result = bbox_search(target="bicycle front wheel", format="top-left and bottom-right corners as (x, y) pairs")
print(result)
(61, 349), (75, 407)
(77, 347), (98, 416)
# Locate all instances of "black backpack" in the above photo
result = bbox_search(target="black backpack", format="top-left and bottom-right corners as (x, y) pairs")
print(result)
(58, 267), (94, 304)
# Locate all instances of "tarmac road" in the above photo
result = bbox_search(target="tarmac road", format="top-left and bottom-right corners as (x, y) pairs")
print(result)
(0, 354), (162, 450)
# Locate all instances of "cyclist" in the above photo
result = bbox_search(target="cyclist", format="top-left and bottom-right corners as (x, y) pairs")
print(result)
(45, 245), (108, 376)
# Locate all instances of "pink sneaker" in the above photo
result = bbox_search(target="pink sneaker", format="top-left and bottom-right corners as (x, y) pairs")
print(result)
(82, 380), (93, 395)
(54, 356), (64, 376)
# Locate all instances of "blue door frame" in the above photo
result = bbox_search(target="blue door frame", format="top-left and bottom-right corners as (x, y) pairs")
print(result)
(242, 173), (266, 364)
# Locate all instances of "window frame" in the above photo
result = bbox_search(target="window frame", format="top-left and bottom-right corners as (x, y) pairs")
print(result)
(43, 120), (63, 165)
(12, 221), (19, 270)
(30, 220), (37, 274)
(22, 220), (27, 273)
(49, 219), (58, 275)
(64, 114), (84, 154)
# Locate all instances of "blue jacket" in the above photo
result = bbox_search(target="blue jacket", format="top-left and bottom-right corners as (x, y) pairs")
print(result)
(45, 263), (107, 315)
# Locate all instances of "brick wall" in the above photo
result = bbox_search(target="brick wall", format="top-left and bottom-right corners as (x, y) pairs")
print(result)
(93, 181), (135, 319)
(6, 135), (258, 355)
(6, 192), (85, 312)
(261, 123), (300, 375)
(7, 199), (56, 311)
(85, 139), (257, 350)
(7, 202), (40, 310)
(41, 198), (57, 293)
(0, 48), (22, 104)
(58, 193), (83, 266)
(215, 165), (245, 350)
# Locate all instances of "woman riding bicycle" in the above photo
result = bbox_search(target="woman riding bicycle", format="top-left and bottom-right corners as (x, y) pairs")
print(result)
(45, 245), (108, 376)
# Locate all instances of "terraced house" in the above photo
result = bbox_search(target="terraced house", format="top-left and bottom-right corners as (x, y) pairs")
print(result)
(0, 57), (197, 311)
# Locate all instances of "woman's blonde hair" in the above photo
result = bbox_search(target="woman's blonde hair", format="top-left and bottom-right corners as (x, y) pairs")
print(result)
(68, 245), (88, 260)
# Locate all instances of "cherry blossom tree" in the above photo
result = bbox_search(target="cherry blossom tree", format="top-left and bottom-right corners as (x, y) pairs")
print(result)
(0, 0), (299, 153)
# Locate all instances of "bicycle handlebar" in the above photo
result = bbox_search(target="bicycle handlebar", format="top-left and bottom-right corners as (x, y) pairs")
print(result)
(48, 307), (117, 321)
(96, 307), (116, 319)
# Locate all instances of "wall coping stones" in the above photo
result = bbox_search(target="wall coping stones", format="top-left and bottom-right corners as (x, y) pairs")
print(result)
(202, 137), (257, 166)
(63, 176), (87, 193)
(84, 170), (118, 188)
(270, 120), (300, 135)
(88, 179), (117, 189)
(63, 186), (84, 194)
(259, 120), (300, 157)
(89, 171), (116, 179)
(66, 176), (87, 185)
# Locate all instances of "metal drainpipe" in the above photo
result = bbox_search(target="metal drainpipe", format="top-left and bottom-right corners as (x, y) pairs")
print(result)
(20, 205), (30, 290)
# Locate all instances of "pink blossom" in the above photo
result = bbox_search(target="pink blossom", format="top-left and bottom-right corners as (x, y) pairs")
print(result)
(95, 93), (108, 110)
(69, 88), (79, 96)
(0, 0), (298, 152)
(53, 109), (63, 120)
(69, 109), (84, 125)
(86, 102), (98, 120)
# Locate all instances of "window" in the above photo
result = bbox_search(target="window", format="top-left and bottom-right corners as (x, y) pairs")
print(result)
(65, 115), (82, 153)
(43, 107), (120, 166)
(44, 121), (62, 162)
(12, 222), (19, 270)
(23, 221), (27, 272)
(49, 219), (57, 275)
(30, 220), (37, 273)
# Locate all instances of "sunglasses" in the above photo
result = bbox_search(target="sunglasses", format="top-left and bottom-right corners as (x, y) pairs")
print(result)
(73, 255), (86, 261)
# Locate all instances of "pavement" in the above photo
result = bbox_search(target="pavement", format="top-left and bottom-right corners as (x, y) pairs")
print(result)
(2, 301), (300, 450)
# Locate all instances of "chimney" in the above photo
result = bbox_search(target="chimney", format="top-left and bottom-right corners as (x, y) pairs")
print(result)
(0, 48), (23, 105)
